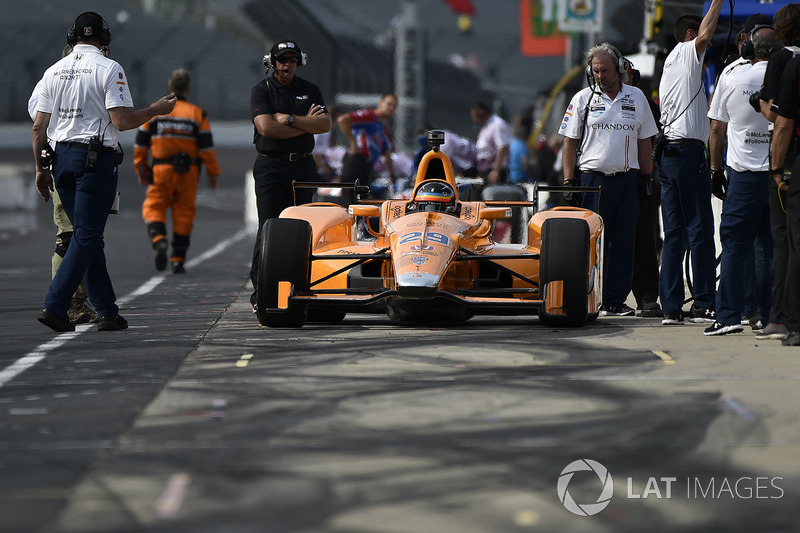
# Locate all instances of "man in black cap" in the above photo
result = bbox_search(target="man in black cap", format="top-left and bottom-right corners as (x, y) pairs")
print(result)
(32, 11), (176, 332)
(248, 39), (330, 311)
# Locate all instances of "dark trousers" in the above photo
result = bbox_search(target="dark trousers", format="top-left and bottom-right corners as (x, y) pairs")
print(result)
(715, 170), (772, 326)
(580, 170), (639, 306)
(633, 178), (661, 307)
(656, 143), (717, 313)
(785, 176), (800, 331)
(249, 154), (316, 304)
(46, 145), (118, 318)
(767, 180), (789, 325)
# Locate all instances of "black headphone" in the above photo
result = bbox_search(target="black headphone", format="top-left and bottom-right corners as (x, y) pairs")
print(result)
(67, 12), (112, 47)
(740, 24), (773, 60)
(585, 45), (633, 87)
(262, 40), (308, 70)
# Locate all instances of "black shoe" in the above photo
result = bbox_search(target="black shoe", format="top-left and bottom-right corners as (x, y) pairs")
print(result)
(37, 308), (75, 332)
(154, 239), (168, 272)
(687, 305), (716, 323)
(639, 300), (663, 318)
(661, 312), (684, 325)
(601, 303), (635, 316)
(782, 331), (800, 346)
(171, 261), (186, 274)
(97, 315), (128, 331)
(703, 321), (744, 336)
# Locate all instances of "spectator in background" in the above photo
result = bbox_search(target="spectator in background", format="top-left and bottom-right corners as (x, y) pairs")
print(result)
(134, 68), (221, 274)
(656, 0), (724, 326)
(757, 4), (800, 341)
(560, 42), (658, 317)
(337, 93), (398, 191)
(471, 101), (511, 185)
(705, 27), (774, 336)
(507, 124), (533, 184)
(312, 104), (339, 182)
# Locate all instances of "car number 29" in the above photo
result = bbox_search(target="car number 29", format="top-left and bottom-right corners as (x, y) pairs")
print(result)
(399, 231), (450, 246)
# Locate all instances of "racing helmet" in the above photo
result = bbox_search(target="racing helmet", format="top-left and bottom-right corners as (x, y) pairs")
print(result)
(413, 180), (457, 214)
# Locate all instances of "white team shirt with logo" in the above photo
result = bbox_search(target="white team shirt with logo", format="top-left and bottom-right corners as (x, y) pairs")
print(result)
(559, 84), (659, 174)
(475, 114), (512, 173)
(35, 44), (133, 147)
(707, 61), (770, 172)
(658, 40), (710, 142)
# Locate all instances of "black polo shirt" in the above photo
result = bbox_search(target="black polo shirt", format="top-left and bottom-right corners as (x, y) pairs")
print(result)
(761, 44), (800, 113)
(250, 73), (325, 154)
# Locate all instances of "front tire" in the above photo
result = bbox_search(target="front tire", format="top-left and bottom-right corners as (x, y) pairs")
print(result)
(539, 218), (590, 327)
(256, 218), (312, 327)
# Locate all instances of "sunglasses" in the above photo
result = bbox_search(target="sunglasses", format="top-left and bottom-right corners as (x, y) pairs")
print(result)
(276, 55), (299, 64)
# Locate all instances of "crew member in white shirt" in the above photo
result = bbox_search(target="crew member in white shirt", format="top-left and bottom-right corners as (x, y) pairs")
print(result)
(32, 11), (176, 332)
(560, 42), (658, 317)
(704, 26), (776, 335)
(656, 0), (723, 326)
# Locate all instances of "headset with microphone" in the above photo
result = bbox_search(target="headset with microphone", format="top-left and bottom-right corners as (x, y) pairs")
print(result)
(262, 40), (308, 70)
(740, 24), (773, 60)
(66, 11), (112, 47)
(584, 44), (635, 90)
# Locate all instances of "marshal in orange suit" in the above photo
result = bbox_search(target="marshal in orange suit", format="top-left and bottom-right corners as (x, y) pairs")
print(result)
(134, 68), (220, 273)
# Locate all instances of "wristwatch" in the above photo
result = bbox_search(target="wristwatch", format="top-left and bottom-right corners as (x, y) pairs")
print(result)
(287, 114), (295, 127)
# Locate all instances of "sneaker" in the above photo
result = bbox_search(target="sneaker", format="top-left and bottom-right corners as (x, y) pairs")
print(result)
(662, 312), (684, 325)
(687, 305), (716, 323)
(37, 308), (75, 332)
(755, 323), (788, 340)
(749, 317), (764, 331)
(601, 303), (635, 316)
(704, 321), (744, 336)
(639, 300), (663, 318)
(68, 299), (98, 325)
(171, 261), (186, 274)
(782, 331), (800, 346)
(97, 315), (128, 331)
(154, 238), (168, 272)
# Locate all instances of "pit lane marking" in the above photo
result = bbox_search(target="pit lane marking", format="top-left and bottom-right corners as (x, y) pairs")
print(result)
(0, 229), (250, 389)
(236, 353), (254, 368)
(652, 350), (676, 364)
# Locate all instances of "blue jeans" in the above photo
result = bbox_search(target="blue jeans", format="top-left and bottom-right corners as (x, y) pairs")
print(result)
(656, 143), (716, 314)
(716, 169), (772, 326)
(580, 170), (639, 306)
(45, 144), (118, 318)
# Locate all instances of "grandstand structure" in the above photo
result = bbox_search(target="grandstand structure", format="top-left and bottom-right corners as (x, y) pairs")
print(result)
(3, 0), (655, 148)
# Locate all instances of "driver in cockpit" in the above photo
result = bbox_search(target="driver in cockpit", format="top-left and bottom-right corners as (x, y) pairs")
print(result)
(407, 180), (459, 215)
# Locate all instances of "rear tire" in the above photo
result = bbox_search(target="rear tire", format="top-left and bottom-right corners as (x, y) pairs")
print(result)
(539, 218), (590, 327)
(256, 219), (312, 327)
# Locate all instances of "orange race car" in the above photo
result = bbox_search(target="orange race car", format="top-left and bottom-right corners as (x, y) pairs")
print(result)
(256, 130), (604, 328)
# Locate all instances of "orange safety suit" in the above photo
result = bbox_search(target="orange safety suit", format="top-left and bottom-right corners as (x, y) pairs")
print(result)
(134, 98), (220, 263)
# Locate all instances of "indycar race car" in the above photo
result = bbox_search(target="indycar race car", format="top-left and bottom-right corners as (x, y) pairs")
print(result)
(255, 130), (603, 328)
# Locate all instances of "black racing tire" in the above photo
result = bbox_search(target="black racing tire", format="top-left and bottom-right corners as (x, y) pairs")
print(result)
(539, 217), (591, 327)
(256, 218), (312, 327)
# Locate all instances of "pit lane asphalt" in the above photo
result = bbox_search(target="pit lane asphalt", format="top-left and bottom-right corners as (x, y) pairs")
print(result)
(1, 148), (800, 532)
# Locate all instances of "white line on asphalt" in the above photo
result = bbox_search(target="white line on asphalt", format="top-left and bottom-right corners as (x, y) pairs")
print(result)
(0, 228), (250, 389)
